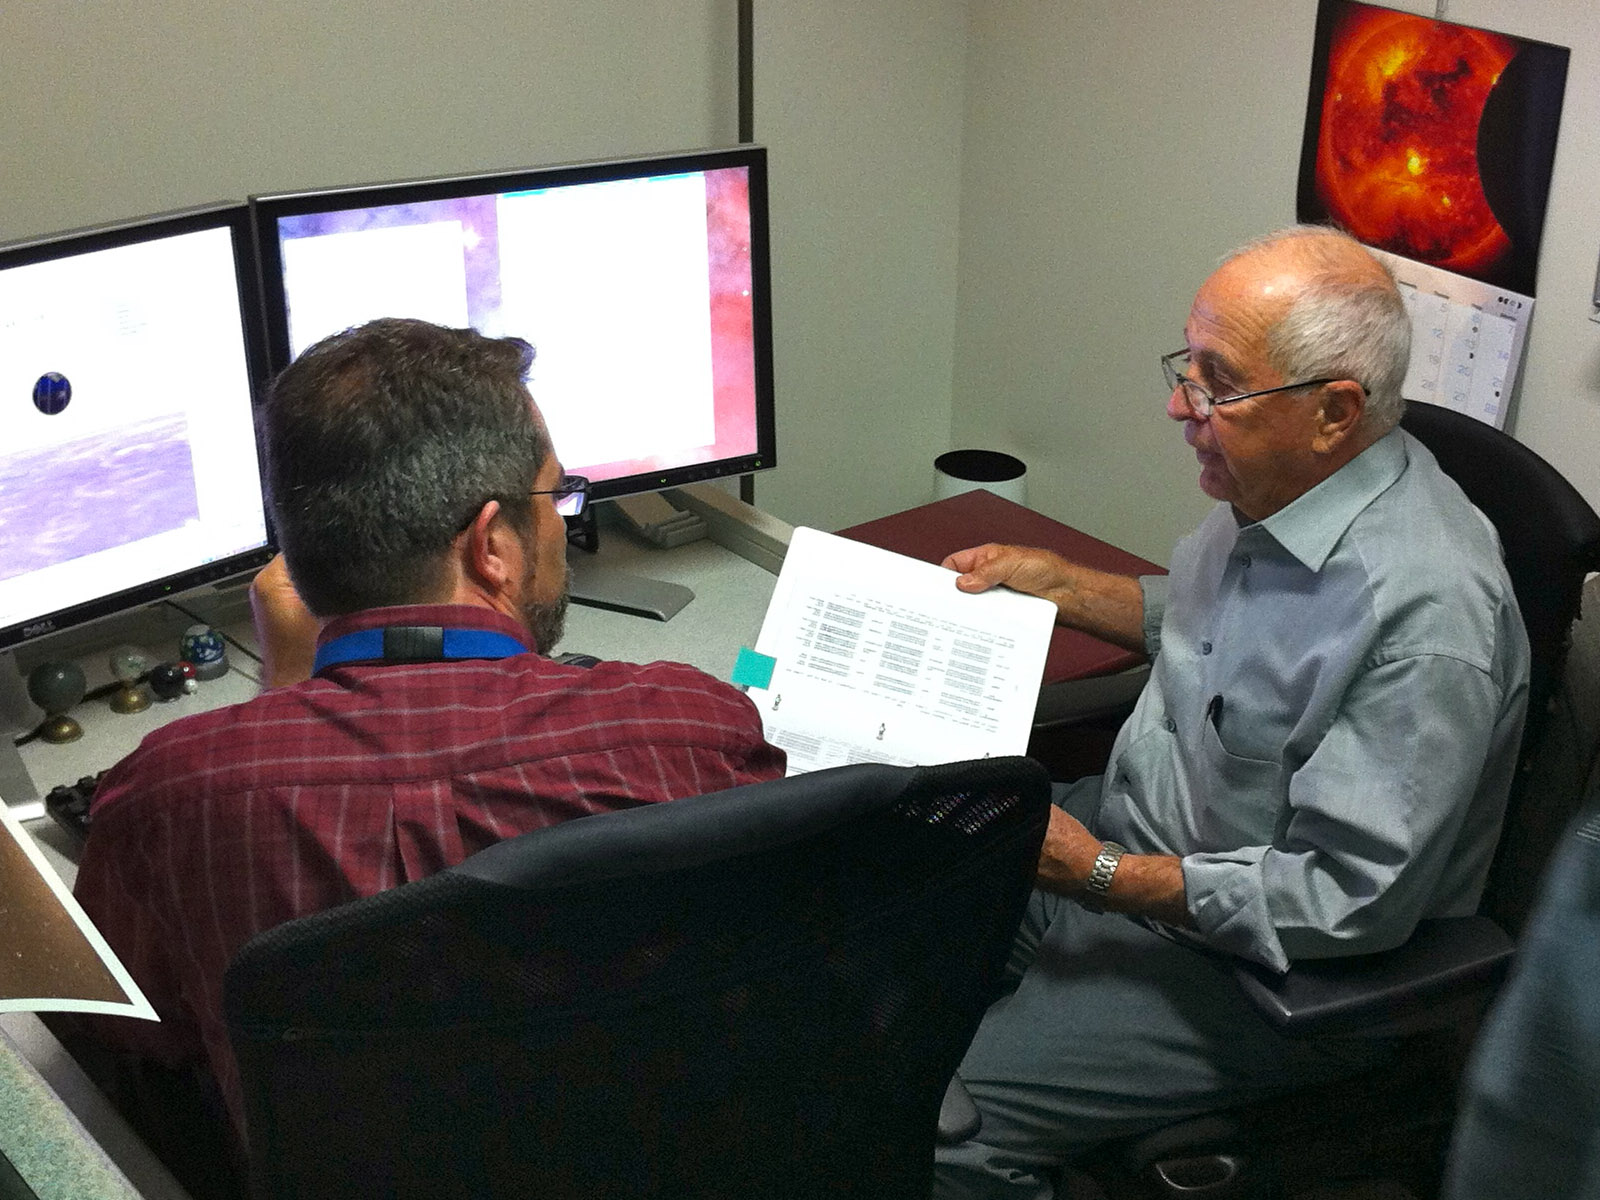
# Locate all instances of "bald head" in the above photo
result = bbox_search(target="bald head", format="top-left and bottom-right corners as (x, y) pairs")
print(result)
(1225, 225), (1394, 286)
(1216, 226), (1412, 434)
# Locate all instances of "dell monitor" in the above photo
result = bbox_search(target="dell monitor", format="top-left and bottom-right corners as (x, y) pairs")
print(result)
(250, 145), (776, 618)
(0, 204), (275, 805)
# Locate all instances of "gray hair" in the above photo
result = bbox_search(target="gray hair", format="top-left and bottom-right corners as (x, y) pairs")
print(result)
(262, 318), (551, 616)
(1226, 226), (1412, 435)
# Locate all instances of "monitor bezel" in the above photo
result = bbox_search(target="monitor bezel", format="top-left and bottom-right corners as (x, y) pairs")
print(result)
(0, 203), (277, 652)
(249, 144), (777, 504)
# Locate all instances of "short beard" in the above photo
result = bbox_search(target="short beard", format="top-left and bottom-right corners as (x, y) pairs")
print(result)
(523, 580), (570, 655)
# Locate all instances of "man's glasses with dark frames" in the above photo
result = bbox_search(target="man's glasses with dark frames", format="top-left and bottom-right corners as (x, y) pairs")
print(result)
(460, 473), (591, 531)
(532, 474), (590, 518)
(1160, 349), (1354, 418)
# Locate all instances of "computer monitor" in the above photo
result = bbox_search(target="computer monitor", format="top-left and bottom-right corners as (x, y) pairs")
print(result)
(0, 204), (275, 804)
(250, 146), (776, 617)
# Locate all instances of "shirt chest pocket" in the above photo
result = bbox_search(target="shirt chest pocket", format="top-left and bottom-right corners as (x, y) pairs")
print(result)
(1194, 709), (1286, 848)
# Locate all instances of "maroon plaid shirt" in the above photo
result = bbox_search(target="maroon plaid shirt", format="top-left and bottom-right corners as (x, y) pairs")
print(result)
(72, 604), (785, 1133)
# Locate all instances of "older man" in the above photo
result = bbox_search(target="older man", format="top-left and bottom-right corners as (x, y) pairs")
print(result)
(71, 319), (785, 1137)
(934, 227), (1530, 1195)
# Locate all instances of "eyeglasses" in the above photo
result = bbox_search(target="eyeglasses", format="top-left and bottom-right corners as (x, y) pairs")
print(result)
(1160, 349), (1348, 418)
(530, 473), (590, 518)
(460, 473), (591, 532)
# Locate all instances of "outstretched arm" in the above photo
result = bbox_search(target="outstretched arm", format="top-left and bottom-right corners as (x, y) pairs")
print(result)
(942, 543), (1147, 653)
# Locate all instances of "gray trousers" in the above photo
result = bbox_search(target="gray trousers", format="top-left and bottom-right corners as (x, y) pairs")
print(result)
(933, 781), (1393, 1199)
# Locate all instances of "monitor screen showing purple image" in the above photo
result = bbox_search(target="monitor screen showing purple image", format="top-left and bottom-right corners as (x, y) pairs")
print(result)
(252, 146), (775, 503)
(0, 206), (274, 651)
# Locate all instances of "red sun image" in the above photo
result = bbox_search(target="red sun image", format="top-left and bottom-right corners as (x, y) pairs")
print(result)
(1314, 7), (1516, 278)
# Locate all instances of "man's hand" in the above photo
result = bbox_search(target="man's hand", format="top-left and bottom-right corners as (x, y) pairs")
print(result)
(249, 555), (321, 688)
(943, 543), (1071, 599)
(942, 542), (1149, 654)
(1036, 806), (1193, 929)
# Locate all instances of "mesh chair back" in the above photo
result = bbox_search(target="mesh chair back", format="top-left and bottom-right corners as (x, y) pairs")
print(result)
(1401, 401), (1600, 930)
(224, 756), (1052, 1200)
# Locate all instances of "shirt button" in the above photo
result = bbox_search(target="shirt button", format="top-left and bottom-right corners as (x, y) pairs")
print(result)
(1240, 554), (1252, 568)
(1164, 717), (1176, 733)
(1201, 640), (1213, 654)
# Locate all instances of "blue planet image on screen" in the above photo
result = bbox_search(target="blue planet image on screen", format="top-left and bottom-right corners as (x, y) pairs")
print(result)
(33, 372), (72, 415)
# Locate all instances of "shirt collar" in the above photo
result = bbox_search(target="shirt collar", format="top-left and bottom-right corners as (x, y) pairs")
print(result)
(1251, 428), (1409, 572)
(317, 604), (535, 652)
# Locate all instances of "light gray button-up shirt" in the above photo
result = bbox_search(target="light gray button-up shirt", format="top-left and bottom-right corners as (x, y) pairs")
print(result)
(1095, 428), (1529, 973)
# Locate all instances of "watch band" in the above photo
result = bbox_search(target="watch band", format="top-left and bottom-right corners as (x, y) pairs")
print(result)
(1081, 841), (1127, 913)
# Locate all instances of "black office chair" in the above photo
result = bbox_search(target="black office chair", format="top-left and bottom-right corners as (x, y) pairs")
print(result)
(224, 756), (1052, 1200)
(1085, 404), (1600, 1197)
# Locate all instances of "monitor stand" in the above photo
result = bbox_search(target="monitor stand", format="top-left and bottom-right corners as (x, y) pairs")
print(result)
(566, 553), (693, 622)
(563, 504), (694, 622)
(0, 650), (43, 810)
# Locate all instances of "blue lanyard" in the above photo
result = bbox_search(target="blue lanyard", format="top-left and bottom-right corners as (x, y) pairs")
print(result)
(312, 625), (528, 675)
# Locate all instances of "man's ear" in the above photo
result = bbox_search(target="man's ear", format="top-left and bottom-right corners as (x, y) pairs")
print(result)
(458, 500), (520, 596)
(1313, 380), (1367, 454)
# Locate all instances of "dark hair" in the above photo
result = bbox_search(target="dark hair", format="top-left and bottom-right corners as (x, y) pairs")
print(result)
(261, 318), (550, 616)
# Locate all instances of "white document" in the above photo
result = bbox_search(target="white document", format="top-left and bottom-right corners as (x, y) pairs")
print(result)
(747, 527), (1056, 776)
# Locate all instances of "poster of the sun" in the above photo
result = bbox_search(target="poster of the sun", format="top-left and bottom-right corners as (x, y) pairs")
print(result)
(1297, 1), (1568, 297)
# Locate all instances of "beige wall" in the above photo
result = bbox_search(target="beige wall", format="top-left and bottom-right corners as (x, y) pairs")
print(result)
(1, 2), (734, 235)
(953, 0), (1600, 564)
(3, 2), (1595, 557)
(755, 3), (968, 532)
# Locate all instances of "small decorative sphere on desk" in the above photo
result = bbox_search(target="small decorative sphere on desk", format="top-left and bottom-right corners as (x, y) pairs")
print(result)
(108, 644), (153, 714)
(149, 661), (189, 701)
(180, 624), (228, 680)
(27, 660), (87, 743)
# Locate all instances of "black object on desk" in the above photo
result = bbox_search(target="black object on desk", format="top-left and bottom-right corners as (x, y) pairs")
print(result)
(43, 773), (103, 843)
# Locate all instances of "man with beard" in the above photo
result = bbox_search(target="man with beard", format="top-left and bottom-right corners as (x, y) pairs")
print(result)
(71, 318), (786, 1138)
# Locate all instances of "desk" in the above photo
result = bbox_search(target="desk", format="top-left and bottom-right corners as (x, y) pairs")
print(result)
(11, 489), (1151, 830)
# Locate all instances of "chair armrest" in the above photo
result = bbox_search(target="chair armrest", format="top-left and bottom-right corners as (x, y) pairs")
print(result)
(1232, 916), (1515, 1038)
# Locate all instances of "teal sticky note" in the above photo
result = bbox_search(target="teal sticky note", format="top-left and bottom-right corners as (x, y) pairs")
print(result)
(731, 647), (776, 690)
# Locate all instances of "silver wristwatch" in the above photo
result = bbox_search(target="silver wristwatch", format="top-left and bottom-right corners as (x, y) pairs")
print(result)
(1081, 841), (1126, 913)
